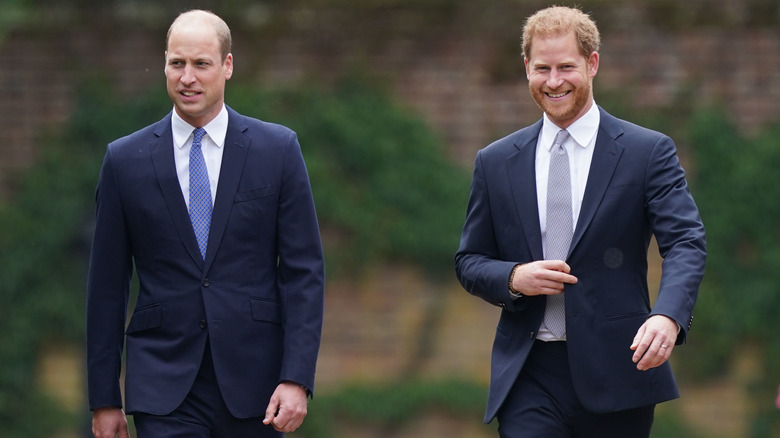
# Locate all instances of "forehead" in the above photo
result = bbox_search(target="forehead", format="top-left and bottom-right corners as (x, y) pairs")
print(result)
(167, 23), (221, 58)
(527, 31), (583, 63)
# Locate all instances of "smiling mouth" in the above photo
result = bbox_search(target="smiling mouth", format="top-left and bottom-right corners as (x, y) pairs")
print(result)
(181, 91), (200, 97)
(546, 91), (570, 98)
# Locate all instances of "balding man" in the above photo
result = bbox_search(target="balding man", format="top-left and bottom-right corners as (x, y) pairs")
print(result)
(86, 9), (324, 438)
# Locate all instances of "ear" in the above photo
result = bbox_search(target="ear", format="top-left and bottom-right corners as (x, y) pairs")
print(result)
(224, 53), (234, 80)
(524, 57), (531, 80)
(587, 51), (599, 78)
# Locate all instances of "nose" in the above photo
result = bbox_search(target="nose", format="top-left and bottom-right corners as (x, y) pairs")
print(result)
(546, 69), (564, 89)
(180, 64), (196, 85)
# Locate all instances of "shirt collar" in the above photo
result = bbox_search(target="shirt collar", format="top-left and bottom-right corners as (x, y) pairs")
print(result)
(541, 101), (600, 151)
(171, 105), (229, 149)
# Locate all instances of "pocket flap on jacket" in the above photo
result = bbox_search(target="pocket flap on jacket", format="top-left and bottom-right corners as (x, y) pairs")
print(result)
(234, 186), (274, 203)
(126, 303), (162, 334)
(250, 299), (282, 325)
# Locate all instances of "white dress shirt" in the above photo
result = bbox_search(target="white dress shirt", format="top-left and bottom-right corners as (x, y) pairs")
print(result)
(534, 102), (600, 340)
(171, 106), (228, 208)
(535, 102), (600, 251)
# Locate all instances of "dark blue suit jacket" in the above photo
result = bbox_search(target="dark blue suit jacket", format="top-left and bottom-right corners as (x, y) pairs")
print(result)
(86, 107), (325, 418)
(455, 107), (706, 423)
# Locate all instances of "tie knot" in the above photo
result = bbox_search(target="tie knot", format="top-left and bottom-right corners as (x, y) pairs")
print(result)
(193, 128), (207, 146)
(553, 129), (570, 148)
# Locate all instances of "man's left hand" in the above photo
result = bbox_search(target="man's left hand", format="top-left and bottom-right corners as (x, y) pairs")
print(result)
(630, 315), (678, 371)
(263, 382), (308, 432)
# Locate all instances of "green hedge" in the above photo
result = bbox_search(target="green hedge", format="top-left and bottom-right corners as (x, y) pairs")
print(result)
(679, 108), (780, 437)
(297, 379), (491, 438)
(0, 78), (164, 436)
(227, 76), (470, 278)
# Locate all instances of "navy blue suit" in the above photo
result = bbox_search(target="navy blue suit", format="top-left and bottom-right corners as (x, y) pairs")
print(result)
(455, 107), (705, 425)
(86, 107), (325, 419)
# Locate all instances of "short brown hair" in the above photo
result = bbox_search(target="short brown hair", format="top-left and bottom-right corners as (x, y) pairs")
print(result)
(167, 10), (232, 62)
(522, 6), (600, 59)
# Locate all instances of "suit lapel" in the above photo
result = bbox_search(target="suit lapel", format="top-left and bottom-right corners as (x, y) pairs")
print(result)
(570, 109), (624, 254)
(150, 114), (205, 267)
(507, 121), (545, 261)
(203, 108), (249, 271)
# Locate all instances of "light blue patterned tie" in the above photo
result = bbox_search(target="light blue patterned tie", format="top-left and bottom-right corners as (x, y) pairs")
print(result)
(189, 128), (211, 260)
(544, 129), (572, 338)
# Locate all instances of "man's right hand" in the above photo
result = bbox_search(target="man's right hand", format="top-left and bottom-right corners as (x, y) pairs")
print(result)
(92, 407), (130, 438)
(511, 260), (578, 296)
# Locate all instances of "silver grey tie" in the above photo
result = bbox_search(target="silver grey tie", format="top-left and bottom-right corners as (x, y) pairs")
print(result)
(544, 129), (572, 338)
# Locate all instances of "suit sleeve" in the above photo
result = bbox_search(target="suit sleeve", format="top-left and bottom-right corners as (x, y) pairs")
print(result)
(455, 150), (525, 312)
(644, 135), (706, 343)
(275, 133), (325, 395)
(85, 148), (133, 410)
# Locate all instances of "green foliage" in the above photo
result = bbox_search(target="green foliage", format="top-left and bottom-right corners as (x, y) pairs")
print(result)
(296, 379), (491, 438)
(679, 109), (780, 363)
(0, 0), (32, 39)
(227, 75), (470, 278)
(673, 108), (780, 436)
(0, 77), (167, 437)
(650, 409), (709, 438)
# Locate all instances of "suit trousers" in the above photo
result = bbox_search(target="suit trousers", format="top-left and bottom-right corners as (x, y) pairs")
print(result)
(133, 342), (282, 438)
(496, 340), (654, 438)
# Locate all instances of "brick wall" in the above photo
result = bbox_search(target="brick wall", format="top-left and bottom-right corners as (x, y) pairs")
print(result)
(2, 3), (779, 196)
(4, 4), (777, 433)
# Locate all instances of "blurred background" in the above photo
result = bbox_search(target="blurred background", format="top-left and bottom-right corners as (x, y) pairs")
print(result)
(1, 0), (779, 436)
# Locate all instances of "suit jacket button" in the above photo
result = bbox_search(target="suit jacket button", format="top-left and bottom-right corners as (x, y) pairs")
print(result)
(199, 320), (207, 329)
(203, 279), (210, 287)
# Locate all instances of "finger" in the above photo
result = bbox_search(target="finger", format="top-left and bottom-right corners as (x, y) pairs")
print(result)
(630, 324), (647, 353)
(637, 340), (672, 370)
(657, 341), (673, 360)
(539, 281), (565, 294)
(271, 406), (290, 431)
(554, 272), (578, 284)
(273, 417), (297, 433)
(634, 335), (659, 369)
(542, 260), (571, 273)
(539, 277), (575, 294)
(544, 268), (576, 283)
(263, 398), (279, 425)
(546, 263), (578, 284)
(272, 408), (301, 433)
(280, 403), (307, 430)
